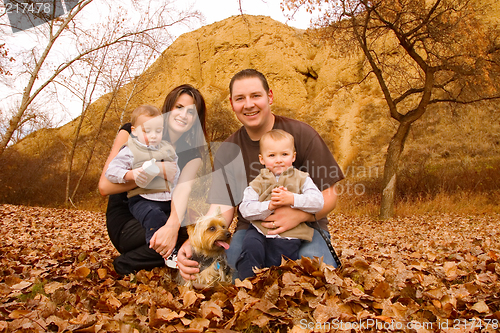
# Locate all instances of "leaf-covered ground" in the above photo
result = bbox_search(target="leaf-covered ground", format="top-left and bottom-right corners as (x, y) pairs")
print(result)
(0, 204), (499, 332)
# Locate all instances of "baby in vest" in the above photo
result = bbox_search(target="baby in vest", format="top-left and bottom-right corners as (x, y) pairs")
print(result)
(105, 105), (179, 245)
(236, 129), (324, 280)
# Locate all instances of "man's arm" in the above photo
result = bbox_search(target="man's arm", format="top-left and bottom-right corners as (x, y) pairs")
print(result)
(205, 204), (235, 227)
(288, 177), (325, 214)
(239, 186), (274, 221)
(176, 204), (235, 281)
(262, 185), (338, 235)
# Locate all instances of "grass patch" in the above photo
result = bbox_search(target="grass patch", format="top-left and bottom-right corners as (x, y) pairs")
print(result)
(18, 281), (47, 302)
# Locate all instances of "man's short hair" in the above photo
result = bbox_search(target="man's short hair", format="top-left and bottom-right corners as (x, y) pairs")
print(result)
(229, 69), (270, 96)
(259, 129), (295, 153)
(131, 105), (161, 126)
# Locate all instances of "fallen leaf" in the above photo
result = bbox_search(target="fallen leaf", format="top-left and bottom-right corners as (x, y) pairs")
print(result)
(74, 266), (91, 278)
(8, 310), (31, 319)
(44, 281), (64, 294)
(97, 268), (107, 279)
(471, 300), (489, 313)
(11, 281), (32, 290)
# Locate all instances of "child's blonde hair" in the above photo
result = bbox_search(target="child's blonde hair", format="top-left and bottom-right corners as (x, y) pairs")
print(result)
(130, 105), (161, 126)
(259, 129), (295, 153)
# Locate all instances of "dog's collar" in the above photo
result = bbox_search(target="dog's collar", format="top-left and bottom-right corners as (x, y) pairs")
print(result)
(192, 254), (228, 273)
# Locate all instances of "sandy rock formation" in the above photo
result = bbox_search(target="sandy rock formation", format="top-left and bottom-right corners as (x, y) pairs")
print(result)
(4, 14), (500, 206)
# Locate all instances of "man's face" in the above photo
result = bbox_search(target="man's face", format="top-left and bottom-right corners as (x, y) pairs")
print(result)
(132, 115), (164, 147)
(230, 77), (274, 134)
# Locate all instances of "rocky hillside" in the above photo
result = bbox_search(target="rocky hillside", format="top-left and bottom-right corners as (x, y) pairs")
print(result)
(2, 13), (500, 207)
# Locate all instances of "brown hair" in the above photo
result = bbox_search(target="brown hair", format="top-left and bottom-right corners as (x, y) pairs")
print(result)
(229, 69), (270, 97)
(130, 105), (161, 126)
(259, 129), (295, 153)
(161, 84), (207, 149)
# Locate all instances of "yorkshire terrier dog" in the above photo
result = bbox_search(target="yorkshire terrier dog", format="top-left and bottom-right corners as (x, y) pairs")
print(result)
(178, 207), (232, 288)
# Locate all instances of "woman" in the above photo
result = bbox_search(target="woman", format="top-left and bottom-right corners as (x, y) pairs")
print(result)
(99, 84), (207, 275)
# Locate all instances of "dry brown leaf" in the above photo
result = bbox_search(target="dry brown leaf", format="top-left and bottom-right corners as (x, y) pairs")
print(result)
(11, 281), (32, 290)
(471, 300), (490, 313)
(443, 261), (458, 280)
(201, 300), (223, 319)
(1, 205), (499, 332)
(8, 310), (31, 319)
(189, 317), (210, 330)
(74, 266), (91, 278)
(97, 268), (107, 279)
(156, 308), (182, 322)
(44, 281), (64, 294)
(181, 289), (204, 308)
(234, 278), (252, 289)
(372, 281), (391, 299)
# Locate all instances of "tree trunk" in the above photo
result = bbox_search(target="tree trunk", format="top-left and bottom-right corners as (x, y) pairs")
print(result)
(0, 106), (26, 156)
(379, 121), (412, 219)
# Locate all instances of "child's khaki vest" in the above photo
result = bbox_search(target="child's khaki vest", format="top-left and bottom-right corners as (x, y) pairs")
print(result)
(250, 167), (314, 241)
(126, 137), (176, 198)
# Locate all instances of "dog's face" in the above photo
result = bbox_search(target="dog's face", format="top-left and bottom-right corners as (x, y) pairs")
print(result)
(187, 210), (231, 258)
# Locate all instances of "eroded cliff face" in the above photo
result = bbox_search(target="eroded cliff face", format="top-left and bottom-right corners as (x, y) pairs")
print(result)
(6, 14), (500, 206)
(15, 16), (381, 167)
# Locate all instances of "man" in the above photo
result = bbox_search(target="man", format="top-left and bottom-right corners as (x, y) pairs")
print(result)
(177, 69), (344, 281)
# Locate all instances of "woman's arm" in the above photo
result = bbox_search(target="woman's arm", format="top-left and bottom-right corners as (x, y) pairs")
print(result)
(149, 157), (201, 256)
(98, 129), (137, 196)
(170, 157), (202, 223)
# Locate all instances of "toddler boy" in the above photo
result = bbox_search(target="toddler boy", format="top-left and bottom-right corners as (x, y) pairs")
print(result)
(236, 129), (324, 279)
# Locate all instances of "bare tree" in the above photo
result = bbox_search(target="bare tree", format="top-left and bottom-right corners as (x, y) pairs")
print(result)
(282, 0), (500, 218)
(0, 0), (201, 157)
(54, 1), (202, 206)
(0, 98), (54, 145)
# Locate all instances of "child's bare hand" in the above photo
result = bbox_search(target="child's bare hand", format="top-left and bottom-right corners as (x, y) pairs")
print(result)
(157, 161), (177, 182)
(271, 187), (294, 207)
(125, 167), (148, 187)
(268, 201), (279, 211)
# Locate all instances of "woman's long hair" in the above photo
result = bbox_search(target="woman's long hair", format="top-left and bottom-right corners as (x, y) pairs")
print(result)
(161, 84), (207, 151)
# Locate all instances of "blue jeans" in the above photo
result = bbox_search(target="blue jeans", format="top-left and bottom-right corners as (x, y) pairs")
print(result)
(128, 196), (171, 244)
(227, 227), (338, 279)
(236, 224), (303, 280)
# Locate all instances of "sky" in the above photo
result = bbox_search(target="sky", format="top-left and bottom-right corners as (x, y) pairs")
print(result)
(192, 0), (313, 30)
(0, 0), (316, 127)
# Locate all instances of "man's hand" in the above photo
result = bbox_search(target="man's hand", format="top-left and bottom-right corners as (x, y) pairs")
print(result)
(157, 161), (177, 182)
(261, 206), (311, 235)
(176, 239), (199, 281)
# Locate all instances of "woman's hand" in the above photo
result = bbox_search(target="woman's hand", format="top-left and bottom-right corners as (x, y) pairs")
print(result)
(158, 161), (178, 182)
(176, 239), (199, 281)
(149, 220), (179, 258)
(261, 206), (311, 235)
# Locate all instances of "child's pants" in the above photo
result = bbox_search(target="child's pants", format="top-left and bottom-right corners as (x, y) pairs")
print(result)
(128, 195), (171, 244)
(236, 224), (302, 280)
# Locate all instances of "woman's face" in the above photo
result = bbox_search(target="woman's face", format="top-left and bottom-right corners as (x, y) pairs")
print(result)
(166, 93), (197, 137)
